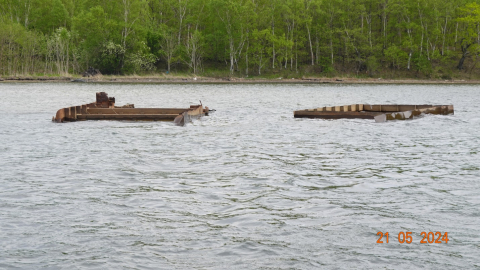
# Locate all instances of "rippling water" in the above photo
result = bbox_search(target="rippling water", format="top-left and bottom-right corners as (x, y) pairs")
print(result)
(0, 82), (479, 269)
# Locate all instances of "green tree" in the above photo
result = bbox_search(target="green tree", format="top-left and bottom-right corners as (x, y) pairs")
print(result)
(30, 0), (69, 34)
(384, 44), (408, 70)
(457, 2), (480, 70)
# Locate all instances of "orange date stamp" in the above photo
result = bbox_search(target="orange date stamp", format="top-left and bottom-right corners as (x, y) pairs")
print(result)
(377, 232), (449, 244)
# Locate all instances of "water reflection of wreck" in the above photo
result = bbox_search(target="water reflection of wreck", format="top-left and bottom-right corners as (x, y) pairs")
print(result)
(53, 92), (209, 126)
(294, 104), (454, 122)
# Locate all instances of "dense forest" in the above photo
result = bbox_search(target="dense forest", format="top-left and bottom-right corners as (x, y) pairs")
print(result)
(1, 0), (480, 78)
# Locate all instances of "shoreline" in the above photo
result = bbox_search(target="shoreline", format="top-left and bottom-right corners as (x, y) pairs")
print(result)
(1, 75), (480, 84)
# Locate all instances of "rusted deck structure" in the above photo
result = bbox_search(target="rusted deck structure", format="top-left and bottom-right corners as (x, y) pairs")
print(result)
(53, 92), (209, 126)
(294, 104), (454, 122)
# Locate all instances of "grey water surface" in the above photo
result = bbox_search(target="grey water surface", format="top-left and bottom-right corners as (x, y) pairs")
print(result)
(0, 82), (479, 269)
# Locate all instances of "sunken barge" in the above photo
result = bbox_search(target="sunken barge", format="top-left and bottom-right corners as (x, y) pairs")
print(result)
(53, 92), (209, 126)
(294, 104), (454, 122)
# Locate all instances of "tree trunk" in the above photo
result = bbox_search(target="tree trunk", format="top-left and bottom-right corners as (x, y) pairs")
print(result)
(458, 54), (468, 70)
(455, 22), (458, 51)
(330, 37), (333, 65)
(458, 41), (471, 70)
(272, 17), (275, 69)
(441, 13), (448, 56)
(307, 24), (314, 65)
(246, 38), (249, 76)
(407, 51), (412, 70)
(229, 38), (235, 74)
(315, 32), (319, 65)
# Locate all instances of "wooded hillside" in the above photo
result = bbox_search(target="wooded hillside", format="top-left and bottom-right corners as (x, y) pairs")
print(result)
(2, 0), (480, 79)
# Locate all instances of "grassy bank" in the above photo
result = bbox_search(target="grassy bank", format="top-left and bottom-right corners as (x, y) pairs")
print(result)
(2, 68), (480, 84)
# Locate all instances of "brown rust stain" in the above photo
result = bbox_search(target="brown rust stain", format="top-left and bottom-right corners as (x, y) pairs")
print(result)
(53, 92), (207, 126)
(294, 104), (454, 122)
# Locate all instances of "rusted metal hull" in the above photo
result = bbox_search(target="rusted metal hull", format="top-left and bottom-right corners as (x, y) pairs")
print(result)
(294, 104), (454, 122)
(53, 92), (208, 126)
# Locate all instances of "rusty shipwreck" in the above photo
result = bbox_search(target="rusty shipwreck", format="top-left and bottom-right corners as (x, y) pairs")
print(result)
(53, 92), (209, 126)
(294, 104), (454, 122)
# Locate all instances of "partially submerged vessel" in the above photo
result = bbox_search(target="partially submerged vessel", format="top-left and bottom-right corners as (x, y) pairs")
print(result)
(53, 92), (209, 126)
(294, 104), (454, 122)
